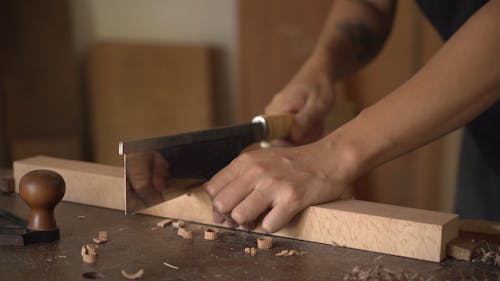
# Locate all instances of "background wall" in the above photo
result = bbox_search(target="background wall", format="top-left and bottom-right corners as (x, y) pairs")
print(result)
(70, 0), (239, 125)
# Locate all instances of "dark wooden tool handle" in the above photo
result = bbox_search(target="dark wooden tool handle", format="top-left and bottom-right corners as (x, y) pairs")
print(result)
(253, 114), (294, 140)
(19, 170), (66, 231)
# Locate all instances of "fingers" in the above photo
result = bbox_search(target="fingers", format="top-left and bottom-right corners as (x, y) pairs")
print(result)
(261, 204), (298, 234)
(211, 177), (253, 215)
(203, 160), (238, 199)
(152, 153), (170, 194)
(212, 209), (225, 224)
(230, 188), (273, 227)
(126, 153), (164, 206)
(265, 90), (305, 115)
(125, 180), (148, 213)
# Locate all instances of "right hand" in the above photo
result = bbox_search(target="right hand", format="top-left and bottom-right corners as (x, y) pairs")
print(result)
(265, 56), (335, 145)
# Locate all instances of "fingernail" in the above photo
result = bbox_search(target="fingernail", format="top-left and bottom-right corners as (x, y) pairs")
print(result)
(223, 217), (238, 228)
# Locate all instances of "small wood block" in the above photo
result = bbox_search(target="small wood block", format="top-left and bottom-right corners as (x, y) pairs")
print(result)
(446, 238), (479, 261)
(81, 244), (98, 263)
(13, 156), (459, 262)
(257, 236), (272, 249)
(182, 229), (193, 239)
(177, 228), (186, 237)
(204, 228), (218, 240)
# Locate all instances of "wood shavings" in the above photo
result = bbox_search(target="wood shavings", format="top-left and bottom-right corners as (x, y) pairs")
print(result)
(99, 231), (107, 240)
(163, 262), (179, 270)
(81, 244), (98, 264)
(275, 249), (307, 256)
(244, 247), (257, 256)
(93, 238), (106, 244)
(156, 218), (173, 228)
(121, 268), (144, 280)
(343, 265), (424, 281)
(177, 228), (186, 237)
(176, 227), (193, 239)
(172, 220), (185, 228)
(257, 236), (272, 249)
(471, 241), (500, 267)
(93, 231), (108, 244)
(204, 228), (218, 240)
(182, 229), (193, 239)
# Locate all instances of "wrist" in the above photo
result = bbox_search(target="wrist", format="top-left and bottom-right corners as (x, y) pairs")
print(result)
(317, 110), (387, 184)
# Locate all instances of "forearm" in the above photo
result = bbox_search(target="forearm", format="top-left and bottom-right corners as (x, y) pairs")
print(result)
(324, 1), (500, 181)
(308, 0), (396, 80)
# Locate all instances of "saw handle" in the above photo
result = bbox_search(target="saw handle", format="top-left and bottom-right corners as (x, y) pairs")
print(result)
(252, 114), (294, 140)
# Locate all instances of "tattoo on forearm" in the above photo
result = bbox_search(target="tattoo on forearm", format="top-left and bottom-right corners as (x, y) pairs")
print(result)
(337, 22), (376, 63)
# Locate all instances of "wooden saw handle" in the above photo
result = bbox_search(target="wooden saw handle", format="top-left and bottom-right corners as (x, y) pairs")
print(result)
(253, 114), (294, 140)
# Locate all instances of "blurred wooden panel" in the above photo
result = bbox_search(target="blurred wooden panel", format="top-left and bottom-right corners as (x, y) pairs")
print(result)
(0, 0), (84, 164)
(239, 0), (334, 122)
(88, 42), (214, 165)
(11, 136), (82, 161)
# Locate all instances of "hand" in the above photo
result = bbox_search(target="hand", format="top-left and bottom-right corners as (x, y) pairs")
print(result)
(265, 57), (335, 144)
(126, 152), (170, 208)
(203, 140), (352, 233)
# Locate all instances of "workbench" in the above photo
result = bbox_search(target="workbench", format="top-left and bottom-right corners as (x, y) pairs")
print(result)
(1, 194), (499, 281)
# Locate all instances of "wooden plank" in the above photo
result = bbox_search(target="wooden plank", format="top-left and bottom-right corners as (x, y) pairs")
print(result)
(239, 0), (334, 121)
(88, 42), (214, 165)
(1, 0), (84, 163)
(13, 156), (459, 262)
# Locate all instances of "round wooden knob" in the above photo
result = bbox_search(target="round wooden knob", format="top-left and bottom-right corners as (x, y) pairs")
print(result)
(19, 170), (66, 231)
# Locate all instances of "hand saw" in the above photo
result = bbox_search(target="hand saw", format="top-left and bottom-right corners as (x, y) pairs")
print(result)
(119, 114), (293, 214)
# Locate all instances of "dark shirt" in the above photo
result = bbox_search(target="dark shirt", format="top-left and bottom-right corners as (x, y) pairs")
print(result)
(417, 0), (500, 176)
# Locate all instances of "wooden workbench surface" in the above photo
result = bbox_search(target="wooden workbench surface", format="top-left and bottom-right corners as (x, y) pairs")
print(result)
(1, 194), (499, 281)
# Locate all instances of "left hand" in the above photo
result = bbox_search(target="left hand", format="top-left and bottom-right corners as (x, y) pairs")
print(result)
(203, 140), (351, 233)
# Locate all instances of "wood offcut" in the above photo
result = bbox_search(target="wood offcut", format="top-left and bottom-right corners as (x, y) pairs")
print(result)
(257, 236), (272, 249)
(204, 228), (218, 240)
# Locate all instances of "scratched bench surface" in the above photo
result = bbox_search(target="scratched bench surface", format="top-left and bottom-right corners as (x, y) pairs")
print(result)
(1, 194), (499, 281)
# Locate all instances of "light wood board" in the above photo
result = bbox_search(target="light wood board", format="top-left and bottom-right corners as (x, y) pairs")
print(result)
(88, 42), (214, 166)
(14, 156), (459, 262)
